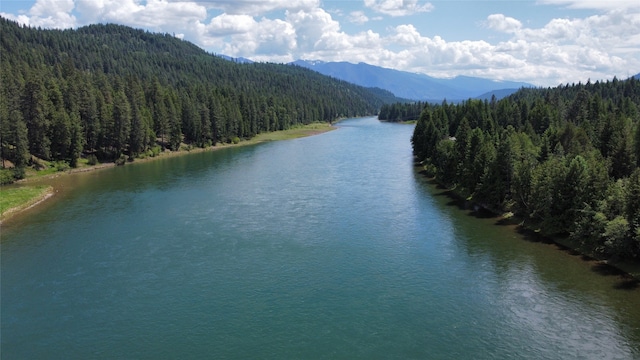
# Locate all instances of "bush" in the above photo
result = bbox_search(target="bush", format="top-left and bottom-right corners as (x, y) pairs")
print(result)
(422, 163), (437, 177)
(12, 167), (26, 180)
(87, 154), (98, 165)
(232, 136), (241, 144)
(115, 154), (127, 166)
(150, 146), (162, 157)
(604, 216), (632, 258)
(55, 161), (70, 172)
(0, 169), (15, 185)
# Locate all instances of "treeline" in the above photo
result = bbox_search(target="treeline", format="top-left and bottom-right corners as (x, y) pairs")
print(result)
(378, 101), (428, 121)
(0, 18), (394, 182)
(411, 76), (640, 260)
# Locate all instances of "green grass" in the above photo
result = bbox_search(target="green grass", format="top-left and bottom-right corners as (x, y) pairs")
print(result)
(0, 185), (52, 219)
(249, 123), (334, 143)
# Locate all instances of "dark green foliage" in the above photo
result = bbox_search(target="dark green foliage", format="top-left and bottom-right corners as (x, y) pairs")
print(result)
(379, 101), (427, 122)
(0, 17), (395, 169)
(5, 110), (30, 168)
(412, 75), (640, 260)
(0, 169), (15, 185)
(21, 74), (51, 160)
(87, 154), (98, 166)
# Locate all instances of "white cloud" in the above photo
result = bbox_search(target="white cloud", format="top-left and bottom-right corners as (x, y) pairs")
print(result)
(486, 14), (522, 33)
(349, 11), (369, 25)
(482, 9), (640, 84)
(199, 0), (319, 16)
(390, 24), (422, 45)
(3, 0), (210, 32)
(29, 0), (74, 17)
(75, 0), (140, 25)
(1, 0), (76, 28)
(207, 16), (296, 58)
(286, 8), (341, 51)
(364, 0), (434, 17)
(537, 0), (640, 11)
(207, 13), (256, 36)
(134, 1), (208, 30)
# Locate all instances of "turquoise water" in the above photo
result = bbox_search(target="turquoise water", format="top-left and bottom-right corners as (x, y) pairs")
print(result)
(2, 117), (639, 359)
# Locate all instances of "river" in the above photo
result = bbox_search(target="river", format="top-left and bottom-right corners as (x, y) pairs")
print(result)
(2, 117), (639, 359)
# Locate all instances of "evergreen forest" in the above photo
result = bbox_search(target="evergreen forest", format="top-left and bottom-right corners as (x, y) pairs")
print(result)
(411, 76), (640, 260)
(378, 101), (428, 122)
(0, 17), (396, 183)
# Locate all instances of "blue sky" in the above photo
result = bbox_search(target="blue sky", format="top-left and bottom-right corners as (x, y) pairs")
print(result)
(1, 0), (638, 86)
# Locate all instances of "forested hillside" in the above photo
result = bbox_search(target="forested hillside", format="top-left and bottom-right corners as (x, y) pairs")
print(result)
(0, 17), (393, 182)
(411, 77), (640, 260)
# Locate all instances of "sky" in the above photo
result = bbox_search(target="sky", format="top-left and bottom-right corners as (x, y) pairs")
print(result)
(1, 0), (639, 87)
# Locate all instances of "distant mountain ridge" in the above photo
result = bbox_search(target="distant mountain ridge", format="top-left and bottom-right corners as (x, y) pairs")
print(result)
(218, 55), (254, 64)
(289, 60), (533, 101)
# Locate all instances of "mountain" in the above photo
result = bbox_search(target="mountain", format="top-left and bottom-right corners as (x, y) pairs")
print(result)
(474, 88), (522, 101)
(219, 55), (254, 64)
(290, 60), (533, 101)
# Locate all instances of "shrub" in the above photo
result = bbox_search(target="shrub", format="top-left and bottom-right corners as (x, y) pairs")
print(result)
(150, 146), (162, 157)
(0, 169), (15, 185)
(87, 154), (98, 166)
(12, 167), (26, 180)
(604, 216), (632, 258)
(115, 154), (127, 166)
(55, 161), (70, 172)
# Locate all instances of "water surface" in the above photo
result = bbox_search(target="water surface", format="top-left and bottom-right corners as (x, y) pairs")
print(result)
(2, 117), (639, 359)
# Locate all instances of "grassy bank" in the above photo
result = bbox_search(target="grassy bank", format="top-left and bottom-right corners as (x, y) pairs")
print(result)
(247, 122), (335, 142)
(1, 185), (53, 223)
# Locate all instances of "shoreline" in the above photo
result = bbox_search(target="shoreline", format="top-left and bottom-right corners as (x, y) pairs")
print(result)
(18, 123), (337, 184)
(0, 186), (54, 225)
(3, 123), (336, 223)
(421, 172), (640, 282)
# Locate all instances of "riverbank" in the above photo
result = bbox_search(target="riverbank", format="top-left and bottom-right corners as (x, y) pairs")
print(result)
(2, 122), (335, 223)
(421, 172), (640, 282)
(0, 185), (54, 224)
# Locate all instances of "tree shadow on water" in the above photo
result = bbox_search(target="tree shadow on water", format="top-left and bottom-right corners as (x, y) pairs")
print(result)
(614, 279), (639, 290)
(591, 262), (640, 290)
(420, 174), (640, 291)
(470, 207), (496, 219)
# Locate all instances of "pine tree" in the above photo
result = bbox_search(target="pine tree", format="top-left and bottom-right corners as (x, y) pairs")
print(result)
(7, 109), (30, 168)
(21, 74), (51, 160)
(111, 89), (131, 157)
